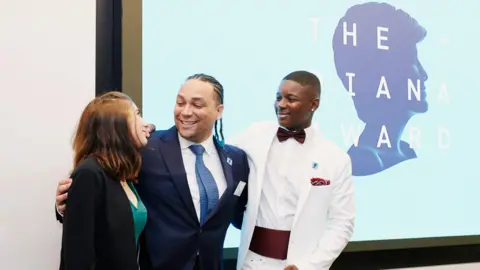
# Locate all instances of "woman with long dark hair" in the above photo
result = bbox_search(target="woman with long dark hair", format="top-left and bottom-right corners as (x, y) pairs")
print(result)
(60, 91), (149, 270)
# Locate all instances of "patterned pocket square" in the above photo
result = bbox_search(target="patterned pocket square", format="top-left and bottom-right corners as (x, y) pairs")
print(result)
(310, 177), (330, 186)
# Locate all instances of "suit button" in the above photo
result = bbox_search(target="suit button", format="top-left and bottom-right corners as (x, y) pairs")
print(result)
(199, 229), (203, 233)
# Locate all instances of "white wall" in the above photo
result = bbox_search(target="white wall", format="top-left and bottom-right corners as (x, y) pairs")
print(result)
(0, 1), (96, 269)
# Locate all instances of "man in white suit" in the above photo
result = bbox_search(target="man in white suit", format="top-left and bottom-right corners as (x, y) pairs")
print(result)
(231, 71), (355, 270)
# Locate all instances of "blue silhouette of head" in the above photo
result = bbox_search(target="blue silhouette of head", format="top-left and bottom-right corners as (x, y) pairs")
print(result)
(332, 2), (429, 176)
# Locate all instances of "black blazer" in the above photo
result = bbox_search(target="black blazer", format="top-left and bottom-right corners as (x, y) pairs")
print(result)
(136, 126), (249, 270)
(59, 157), (139, 270)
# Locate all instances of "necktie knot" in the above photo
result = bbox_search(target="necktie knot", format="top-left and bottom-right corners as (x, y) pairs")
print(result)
(276, 127), (306, 144)
(189, 144), (205, 156)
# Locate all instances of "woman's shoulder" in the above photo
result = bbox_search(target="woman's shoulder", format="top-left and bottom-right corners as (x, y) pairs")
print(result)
(72, 156), (102, 172)
(70, 157), (106, 181)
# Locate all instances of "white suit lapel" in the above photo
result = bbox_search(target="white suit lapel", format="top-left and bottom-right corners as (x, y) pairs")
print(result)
(292, 127), (319, 228)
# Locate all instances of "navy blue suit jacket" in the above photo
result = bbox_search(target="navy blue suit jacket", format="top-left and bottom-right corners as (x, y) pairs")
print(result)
(136, 126), (249, 270)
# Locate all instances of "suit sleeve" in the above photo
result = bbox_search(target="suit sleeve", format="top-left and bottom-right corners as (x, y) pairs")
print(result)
(231, 152), (249, 230)
(297, 157), (355, 270)
(226, 123), (257, 148)
(61, 167), (102, 270)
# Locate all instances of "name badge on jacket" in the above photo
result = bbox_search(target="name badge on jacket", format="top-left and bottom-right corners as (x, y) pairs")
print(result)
(234, 181), (246, 196)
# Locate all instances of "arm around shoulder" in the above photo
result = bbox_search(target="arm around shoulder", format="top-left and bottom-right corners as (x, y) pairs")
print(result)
(61, 165), (103, 270)
(298, 155), (355, 270)
(227, 122), (262, 149)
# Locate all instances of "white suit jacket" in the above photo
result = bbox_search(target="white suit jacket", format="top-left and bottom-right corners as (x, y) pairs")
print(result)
(229, 121), (355, 270)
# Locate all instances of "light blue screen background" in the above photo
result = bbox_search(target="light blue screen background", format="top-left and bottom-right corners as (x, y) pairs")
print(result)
(143, 0), (480, 248)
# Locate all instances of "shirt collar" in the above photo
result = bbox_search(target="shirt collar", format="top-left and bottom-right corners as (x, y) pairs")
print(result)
(178, 133), (216, 156)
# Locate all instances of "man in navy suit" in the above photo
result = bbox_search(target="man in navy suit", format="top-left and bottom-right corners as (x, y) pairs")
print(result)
(55, 74), (249, 270)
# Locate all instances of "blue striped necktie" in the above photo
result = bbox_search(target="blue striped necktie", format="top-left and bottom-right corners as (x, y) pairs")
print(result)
(189, 144), (219, 224)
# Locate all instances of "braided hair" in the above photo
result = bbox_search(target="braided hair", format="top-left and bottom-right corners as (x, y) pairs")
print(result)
(186, 73), (225, 146)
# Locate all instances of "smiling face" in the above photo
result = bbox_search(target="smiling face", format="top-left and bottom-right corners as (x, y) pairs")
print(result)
(129, 103), (149, 147)
(274, 79), (319, 131)
(174, 79), (224, 143)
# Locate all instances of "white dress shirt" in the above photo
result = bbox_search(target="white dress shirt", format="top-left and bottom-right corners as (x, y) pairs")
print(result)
(255, 126), (314, 230)
(178, 134), (227, 221)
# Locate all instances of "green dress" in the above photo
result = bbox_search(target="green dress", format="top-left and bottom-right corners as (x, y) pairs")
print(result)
(127, 181), (147, 245)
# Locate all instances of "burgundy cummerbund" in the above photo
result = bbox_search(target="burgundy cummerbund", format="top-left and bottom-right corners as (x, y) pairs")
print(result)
(249, 226), (291, 260)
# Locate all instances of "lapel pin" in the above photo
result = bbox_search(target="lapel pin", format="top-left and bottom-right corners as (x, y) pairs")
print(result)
(312, 162), (318, 169)
(227, 157), (233, 166)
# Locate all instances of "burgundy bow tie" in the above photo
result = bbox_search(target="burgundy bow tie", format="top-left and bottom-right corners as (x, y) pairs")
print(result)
(276, 128), (306, 144)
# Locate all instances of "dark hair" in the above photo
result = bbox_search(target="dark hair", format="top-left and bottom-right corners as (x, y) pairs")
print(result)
(186, 73), (225, 145)
(283, 70), (321, 98)
(72, 91), (142, 183)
